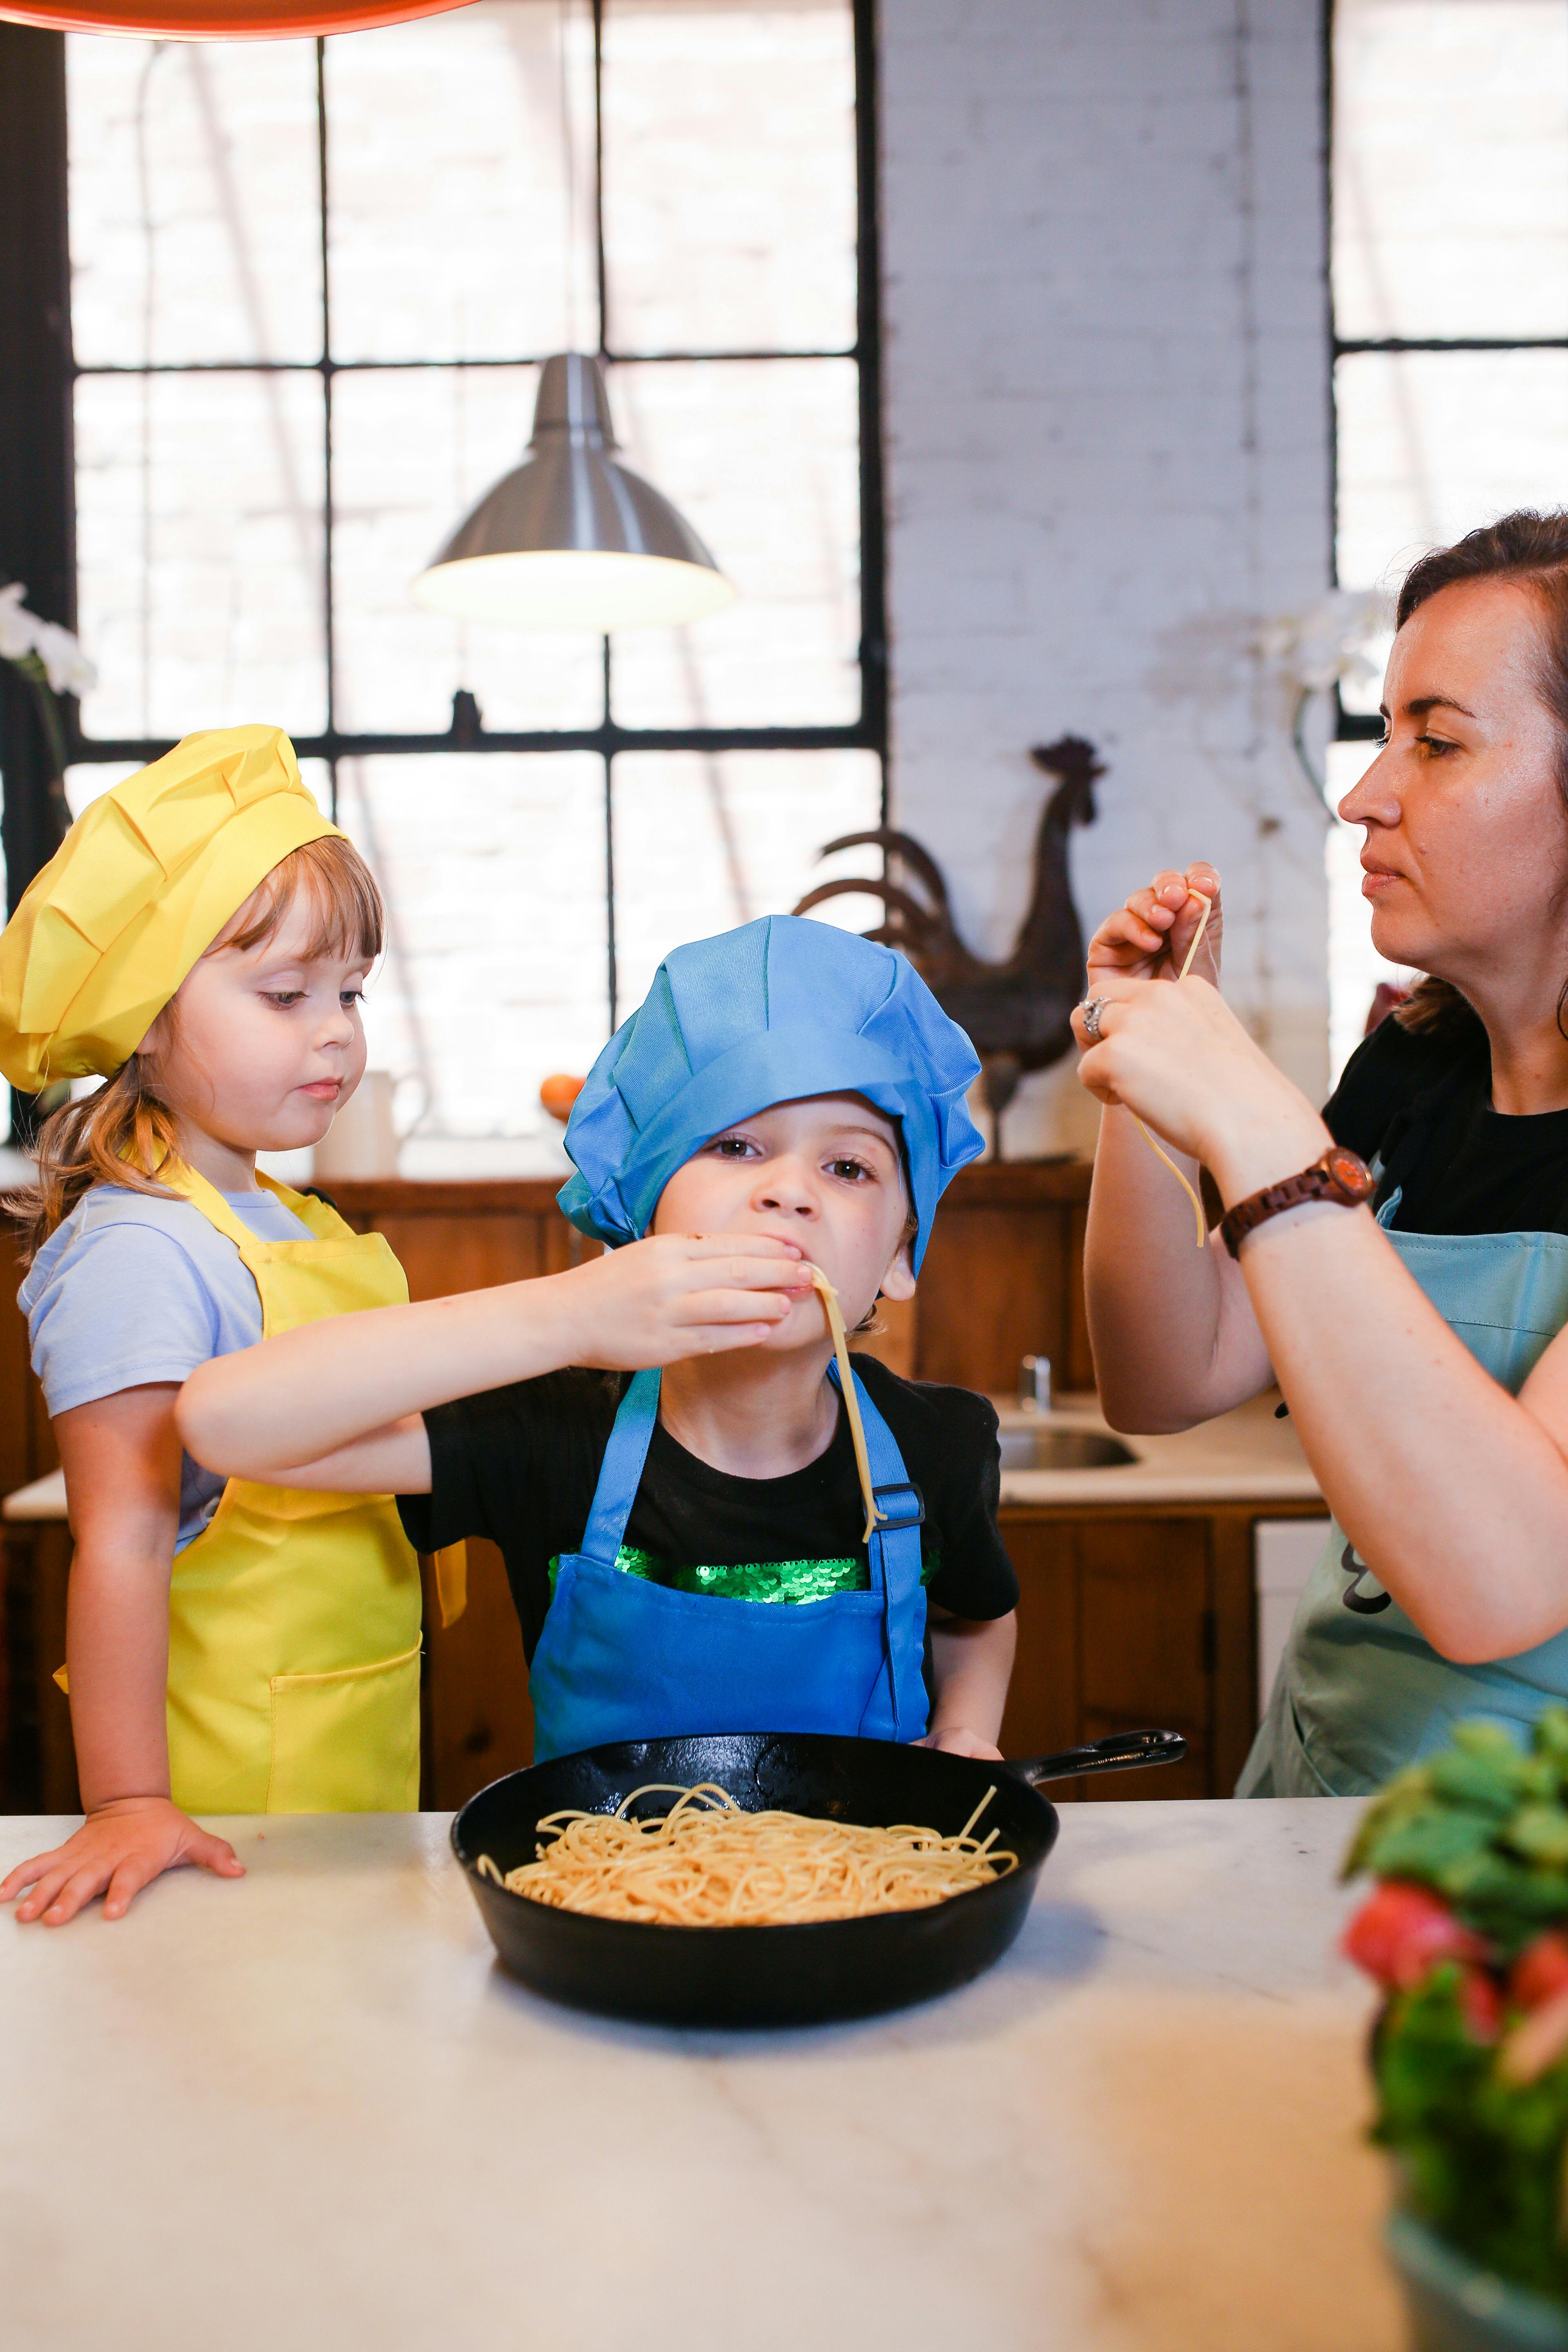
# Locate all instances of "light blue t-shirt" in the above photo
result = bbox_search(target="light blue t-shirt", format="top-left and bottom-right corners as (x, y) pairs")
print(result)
(20, 1183), (314, 1551)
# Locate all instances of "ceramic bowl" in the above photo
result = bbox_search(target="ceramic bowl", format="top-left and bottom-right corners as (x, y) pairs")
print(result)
(1387, 2213), (1568, 2351)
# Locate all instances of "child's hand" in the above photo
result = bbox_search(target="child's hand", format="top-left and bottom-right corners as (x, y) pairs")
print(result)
(1085, 864), (1222, 991)
(916, 1726), (1004, 1762)
(0, 1795), (245, 1925)
(553, 1232), (807, 1368)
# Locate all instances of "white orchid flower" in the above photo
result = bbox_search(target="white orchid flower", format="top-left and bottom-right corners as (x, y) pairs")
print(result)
(0, 581), (97, 695)
(0, 582), (33, 662)
(1258, 588), (1390, 696)
(30, 616), (97, 696)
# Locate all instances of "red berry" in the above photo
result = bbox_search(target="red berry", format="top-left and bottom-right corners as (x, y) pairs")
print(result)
(1343, 1880), (1489, 1988)
(1508, 1932), (1568, 2011)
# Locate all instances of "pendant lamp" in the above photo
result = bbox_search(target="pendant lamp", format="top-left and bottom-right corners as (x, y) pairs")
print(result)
(0, 0), (472, 33)
(412, 353), (736, 633)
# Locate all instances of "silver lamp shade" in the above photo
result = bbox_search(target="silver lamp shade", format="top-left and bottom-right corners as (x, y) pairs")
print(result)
(412, 353), (737, 632)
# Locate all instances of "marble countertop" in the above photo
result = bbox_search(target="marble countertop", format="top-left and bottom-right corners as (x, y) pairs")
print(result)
(3, 1468), (65, 1521)
(996, 1391), (1325, 1509)
(0, 1799), (1399, 2351)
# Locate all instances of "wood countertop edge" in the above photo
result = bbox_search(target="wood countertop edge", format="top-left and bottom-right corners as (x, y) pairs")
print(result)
(999, 1487), (1326, 1519)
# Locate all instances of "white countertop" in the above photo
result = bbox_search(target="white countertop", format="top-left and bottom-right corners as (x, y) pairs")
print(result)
(0, 1800), (1399, 2351)
(996, 1391), (1325, 1509)
(3, 1467), (65, 1521)
(2, 1396), (1325, 1530)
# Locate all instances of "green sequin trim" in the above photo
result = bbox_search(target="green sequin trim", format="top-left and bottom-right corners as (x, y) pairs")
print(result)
(548, 1542), (937, 1605)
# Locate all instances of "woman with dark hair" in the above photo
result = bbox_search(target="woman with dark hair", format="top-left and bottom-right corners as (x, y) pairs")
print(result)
(1075, 509), (1568, 1794)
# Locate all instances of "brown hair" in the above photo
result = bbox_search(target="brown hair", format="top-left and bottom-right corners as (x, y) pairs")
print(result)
(853, 1200), (920, 1335)
(7, 833), (383, 1266)
(1387, 510), (1568, 1042)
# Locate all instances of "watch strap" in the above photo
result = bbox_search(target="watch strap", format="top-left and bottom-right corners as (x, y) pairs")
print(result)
(1219, 1149), (1375, 1260)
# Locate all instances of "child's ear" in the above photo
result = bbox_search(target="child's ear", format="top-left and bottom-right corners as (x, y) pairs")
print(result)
(879, 1238), (917, 1304)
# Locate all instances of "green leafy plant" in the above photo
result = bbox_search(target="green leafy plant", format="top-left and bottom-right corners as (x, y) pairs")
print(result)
(1345, 1712), (1568, 2303)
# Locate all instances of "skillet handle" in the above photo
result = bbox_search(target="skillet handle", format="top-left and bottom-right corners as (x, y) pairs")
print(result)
(1008, 1728), (1187, 1787)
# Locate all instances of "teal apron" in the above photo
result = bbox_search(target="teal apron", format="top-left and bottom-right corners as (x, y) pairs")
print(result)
(527, 1359), (931, 1762)
(1239, 1191), (1568, 1795)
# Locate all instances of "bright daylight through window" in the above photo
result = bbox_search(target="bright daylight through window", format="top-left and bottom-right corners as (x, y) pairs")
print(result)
(1328, 0), (1568, 1080)
(60, 0), (882, 1171)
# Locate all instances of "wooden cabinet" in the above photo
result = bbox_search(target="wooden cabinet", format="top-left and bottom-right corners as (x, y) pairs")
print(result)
(0, 1220), (59, 1811)
(912, 1160), (1093, 1394)
(0, 1221), (57, 1501)
(419, 1540), (534, 1813)
(999, 1503), (1327, 1800)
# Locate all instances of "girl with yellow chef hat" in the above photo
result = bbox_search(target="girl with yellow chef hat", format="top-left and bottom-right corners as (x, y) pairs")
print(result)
(0, 726), (426, 1926)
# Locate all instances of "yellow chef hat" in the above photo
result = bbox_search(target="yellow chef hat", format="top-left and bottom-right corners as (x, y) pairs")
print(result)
(0, 725), (339, 1091)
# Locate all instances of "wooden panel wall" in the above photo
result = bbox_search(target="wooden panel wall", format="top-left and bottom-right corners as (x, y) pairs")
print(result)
(324, 1178), (595, 1297)
(915, 1162), (1094, 1394)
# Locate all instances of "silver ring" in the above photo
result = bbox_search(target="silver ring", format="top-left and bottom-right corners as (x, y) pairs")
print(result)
(1081, 996), (1106, 1042)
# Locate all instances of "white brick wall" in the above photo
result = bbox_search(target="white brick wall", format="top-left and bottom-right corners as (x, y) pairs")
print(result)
(880, 0), (1333, 1156)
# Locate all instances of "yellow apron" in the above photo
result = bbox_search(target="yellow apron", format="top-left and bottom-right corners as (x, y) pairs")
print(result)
(159, 1167), (425, 1814)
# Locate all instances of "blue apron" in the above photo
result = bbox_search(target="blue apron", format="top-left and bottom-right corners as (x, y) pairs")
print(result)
(527, 1360), (931, 1762)
(1239, 1190), (1568, 1796)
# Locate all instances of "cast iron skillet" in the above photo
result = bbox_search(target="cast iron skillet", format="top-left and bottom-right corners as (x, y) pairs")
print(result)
(451, 1726), (1185, 2027)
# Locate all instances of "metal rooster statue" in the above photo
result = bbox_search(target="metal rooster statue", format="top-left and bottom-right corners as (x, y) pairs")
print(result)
(792, 733), (1103, 1156)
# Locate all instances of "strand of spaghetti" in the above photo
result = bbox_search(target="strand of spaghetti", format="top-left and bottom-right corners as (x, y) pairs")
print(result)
(1132, 889), (1212, 1249)
(804, 1262), (881, 1543)
(957, 1785), (998, 1842)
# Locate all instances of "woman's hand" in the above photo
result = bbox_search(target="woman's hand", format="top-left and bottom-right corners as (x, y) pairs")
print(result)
(0, 1796), (244, 1926)
(552, 1232), (807, 1368)
(1071, 971), (1327, 1199)
(1085, 864), (1223, 991)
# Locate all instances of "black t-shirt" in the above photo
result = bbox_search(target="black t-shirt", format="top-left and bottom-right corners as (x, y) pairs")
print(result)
(1326, 1008), (1568, 1235)
(396, 1354), (1018, 1662)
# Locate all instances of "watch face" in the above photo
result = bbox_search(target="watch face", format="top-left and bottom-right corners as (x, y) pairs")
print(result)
(1324, 1146), (1376, 1203)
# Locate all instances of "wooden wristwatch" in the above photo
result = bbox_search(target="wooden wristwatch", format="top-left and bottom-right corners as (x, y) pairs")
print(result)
(1218, 1145), (1376, 1260)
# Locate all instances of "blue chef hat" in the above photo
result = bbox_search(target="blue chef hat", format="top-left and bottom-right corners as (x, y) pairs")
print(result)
(558, 915), (983, 1273)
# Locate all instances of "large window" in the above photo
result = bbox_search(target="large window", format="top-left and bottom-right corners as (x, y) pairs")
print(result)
(49, 0), (883, 1167)
(1328, 0), (1568, 1075)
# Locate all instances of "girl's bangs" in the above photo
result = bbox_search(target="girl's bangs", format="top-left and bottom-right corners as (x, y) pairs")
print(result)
(220, 835), (384, 964)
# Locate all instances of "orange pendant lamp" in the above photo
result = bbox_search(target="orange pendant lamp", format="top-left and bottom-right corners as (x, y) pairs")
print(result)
(0, 0), (474, 35)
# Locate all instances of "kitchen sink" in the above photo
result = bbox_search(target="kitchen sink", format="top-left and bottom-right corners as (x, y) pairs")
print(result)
(997, 1427), (1139, 1472)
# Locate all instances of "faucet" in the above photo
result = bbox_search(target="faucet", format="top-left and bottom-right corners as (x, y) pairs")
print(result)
(1018, 1354), (1051, 1414)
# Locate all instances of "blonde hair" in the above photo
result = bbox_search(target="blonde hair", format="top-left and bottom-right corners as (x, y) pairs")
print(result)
(7, 834), (383, 1267)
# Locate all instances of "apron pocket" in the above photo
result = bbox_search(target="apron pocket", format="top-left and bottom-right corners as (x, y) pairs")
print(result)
(267, 1640), (421, 1813)
(1283, 1688), (1340, 1797)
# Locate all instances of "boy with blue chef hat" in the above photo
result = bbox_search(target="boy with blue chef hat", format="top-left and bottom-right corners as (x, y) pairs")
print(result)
(178, 917), (1020, 1757)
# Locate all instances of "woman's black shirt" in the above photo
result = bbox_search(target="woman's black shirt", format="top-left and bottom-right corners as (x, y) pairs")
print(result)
(1326, 1011), (1568, 1236)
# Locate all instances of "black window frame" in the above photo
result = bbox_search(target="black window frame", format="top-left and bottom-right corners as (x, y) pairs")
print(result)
(1327, 0), (1568, 745)
(0, 0), (886, 1126)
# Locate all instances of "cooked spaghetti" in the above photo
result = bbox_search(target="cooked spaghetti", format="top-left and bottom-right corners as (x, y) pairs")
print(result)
(1133, 888), (1213, 1248)
(804, 1261), (881, 1540)
(475, 1781), (1018, 1926)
